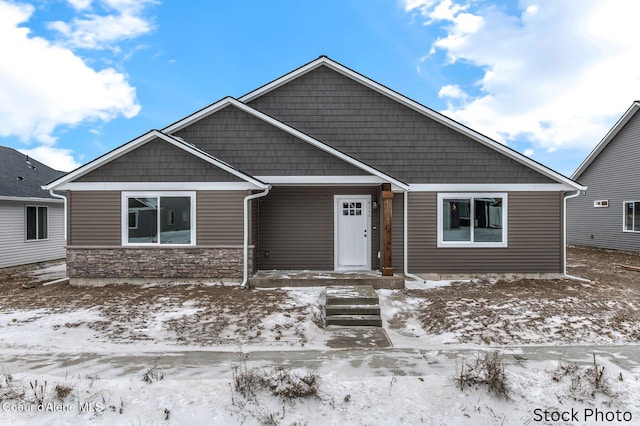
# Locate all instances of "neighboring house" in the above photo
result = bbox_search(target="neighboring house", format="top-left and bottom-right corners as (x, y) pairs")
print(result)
(0, 146), (65, 269)
(568, 101), (640, 252)
(44, 56), (584, 285)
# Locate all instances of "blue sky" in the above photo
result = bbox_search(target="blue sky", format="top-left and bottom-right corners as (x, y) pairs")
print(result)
(2, 0), (639, 177)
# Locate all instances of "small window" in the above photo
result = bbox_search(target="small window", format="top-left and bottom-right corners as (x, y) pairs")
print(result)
(623, 201), (640, 232)
(26, 206), (48, 241)
(594, 200), (609, 208)
(438, 193), (507, 247)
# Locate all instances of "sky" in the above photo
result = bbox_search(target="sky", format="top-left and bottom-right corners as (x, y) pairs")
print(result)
(1, 0), (639, 177)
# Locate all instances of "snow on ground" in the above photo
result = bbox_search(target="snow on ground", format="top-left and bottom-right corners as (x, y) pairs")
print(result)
(1, 247), (640, 424)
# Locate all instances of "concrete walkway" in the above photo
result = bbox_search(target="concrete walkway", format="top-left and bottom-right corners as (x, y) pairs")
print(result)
(1, 345), (638, 380)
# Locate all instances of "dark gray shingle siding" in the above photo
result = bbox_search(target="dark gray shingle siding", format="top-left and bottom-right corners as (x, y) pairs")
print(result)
(0, 146), (64, 198)
(248, 66), (554, 184)
(568, 111), (640, 252)
(77, 137), (243, 182)
(174, 105), (367, 176)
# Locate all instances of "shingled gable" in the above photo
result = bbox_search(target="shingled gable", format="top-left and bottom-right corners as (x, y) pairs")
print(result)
(162, 97), (409, 190)
(44, 129), (268, 191)
(240, 56), (583, 190)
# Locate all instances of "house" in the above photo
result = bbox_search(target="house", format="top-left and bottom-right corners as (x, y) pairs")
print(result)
(0, 146), (65, 269)
(44, 56), (584, 286)
(568, 101), (640, 252)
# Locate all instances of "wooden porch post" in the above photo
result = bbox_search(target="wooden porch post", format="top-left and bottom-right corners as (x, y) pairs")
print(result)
(381, 183), (394, 276)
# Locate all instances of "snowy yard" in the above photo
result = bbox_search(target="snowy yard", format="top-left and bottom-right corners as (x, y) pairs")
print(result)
(0, 246), (639, 425)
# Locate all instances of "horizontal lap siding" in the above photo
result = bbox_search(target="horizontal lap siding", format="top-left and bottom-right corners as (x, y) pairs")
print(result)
(568, 112), (640, 252)
(258, 187), (379, 270)
(0, 201), (65, 268)
(197, 191), (245, 245)
(408, 192), (562, 273)
(69, 192), (121, 246)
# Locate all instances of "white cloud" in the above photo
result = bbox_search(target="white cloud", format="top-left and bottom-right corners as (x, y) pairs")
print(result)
(49, 0), (156, 49)
(523, 148), (534, 157)
(0, 0), (140, 145)
(404, 0), (640, 152)
(19, 145), (82, 172)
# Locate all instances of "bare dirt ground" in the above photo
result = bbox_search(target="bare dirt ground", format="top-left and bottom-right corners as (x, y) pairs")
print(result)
(1, 245), (639, 347)
(386, 245), (640, 345)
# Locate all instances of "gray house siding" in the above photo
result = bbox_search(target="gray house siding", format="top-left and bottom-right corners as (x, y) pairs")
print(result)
(248, 65), (555, 184)
(407, 192), (562, 273)
(568, 111), (640, 252)
(77, 137), (243, 183)
(197, 191), (246, 246)
(0, 200), (65, 268)
(258, 186), (380, 270)
(68, 191), (121, 246)
(174, 105), (368, 177)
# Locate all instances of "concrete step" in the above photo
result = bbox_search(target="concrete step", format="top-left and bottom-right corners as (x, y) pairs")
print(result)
(326, 304), (381, 316)
(325, 314), (383, 327)
(249, 273), (404, 289)
(325, 285), (379, 305)
(324, 285), (383, 327)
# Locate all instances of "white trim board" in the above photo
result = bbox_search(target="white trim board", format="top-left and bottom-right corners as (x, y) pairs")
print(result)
(0, 196), (63, 203)
(54, 182), (261, 191)
(239, 56), (584, 191)
(409, 183), (573, 192)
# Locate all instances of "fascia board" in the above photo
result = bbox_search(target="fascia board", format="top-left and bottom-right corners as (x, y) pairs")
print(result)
(571, 101), (640, 180)
(240, 56), (582, 190)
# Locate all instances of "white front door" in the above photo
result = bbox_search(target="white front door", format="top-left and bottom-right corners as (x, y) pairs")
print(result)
(334, 195), (371, 270)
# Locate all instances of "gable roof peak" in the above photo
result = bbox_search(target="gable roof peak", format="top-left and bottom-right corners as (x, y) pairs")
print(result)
(572, 101), (640, 180)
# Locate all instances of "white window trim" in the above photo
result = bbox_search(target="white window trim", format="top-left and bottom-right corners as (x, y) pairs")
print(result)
(437, 193), (508, 248)
(25, 205), (49, 242)
(121, 191), (196, 246)
(622, 200), (640, 233)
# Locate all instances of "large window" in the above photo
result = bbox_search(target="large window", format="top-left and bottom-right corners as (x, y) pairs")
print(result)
(122, 192), (195, 245)
(623, 201), (640, 232)
(26, 206), (48, 241)
(437, 193), (507, 247)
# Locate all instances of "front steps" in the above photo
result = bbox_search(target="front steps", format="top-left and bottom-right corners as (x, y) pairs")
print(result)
(325, 285), (383, 327)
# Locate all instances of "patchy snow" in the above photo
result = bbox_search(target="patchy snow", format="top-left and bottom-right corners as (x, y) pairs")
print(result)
(28, 263), (66, 280)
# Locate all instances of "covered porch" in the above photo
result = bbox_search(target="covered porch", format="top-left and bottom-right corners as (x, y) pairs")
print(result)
(247, 182), (402, 288)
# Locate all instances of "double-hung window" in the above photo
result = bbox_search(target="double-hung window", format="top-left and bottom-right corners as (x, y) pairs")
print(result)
(26, 205), (48, 241)
(623, 201), (640, 232)
(437, 193), (507, 247)
(122, 192), (196, 245)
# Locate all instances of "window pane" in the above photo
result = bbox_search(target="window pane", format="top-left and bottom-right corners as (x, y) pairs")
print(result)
(626, 203), (634, 231)
(474, 198), (503, 242)
(443, 199), (471, 242)
(635, 202), (640, 232)
(128, 197), (158, 243)
(37, 206), (48, 239)
(26, 206), (36, 240)
(160, 197), (191, 244)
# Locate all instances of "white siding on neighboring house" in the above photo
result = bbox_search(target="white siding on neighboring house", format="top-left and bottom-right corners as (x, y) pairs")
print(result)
(0, 200), (65, 268)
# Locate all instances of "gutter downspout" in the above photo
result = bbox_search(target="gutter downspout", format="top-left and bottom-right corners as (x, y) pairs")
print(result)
(241, 185), (271, 289)
(563, 190), (590, 282)
(404, 190), (426, 283)
(49, 190), (67, 241)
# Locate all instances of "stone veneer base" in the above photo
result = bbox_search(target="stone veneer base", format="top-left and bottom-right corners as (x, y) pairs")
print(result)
(67, 246), (251, 281)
